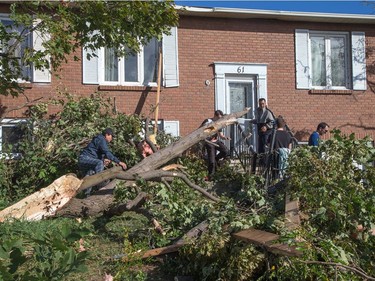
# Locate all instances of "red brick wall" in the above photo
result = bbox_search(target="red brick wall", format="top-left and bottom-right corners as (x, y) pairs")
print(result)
(2, 13), (375, 140)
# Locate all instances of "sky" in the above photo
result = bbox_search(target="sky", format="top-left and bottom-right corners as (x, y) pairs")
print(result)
(174, 1), (375, 15)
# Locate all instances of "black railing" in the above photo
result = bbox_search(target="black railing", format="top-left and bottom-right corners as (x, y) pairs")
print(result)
(228, 119), (299, 189)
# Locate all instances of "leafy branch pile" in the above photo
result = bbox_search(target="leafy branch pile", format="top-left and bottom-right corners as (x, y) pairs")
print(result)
(0, 92), (145, 207)
(0, 95), (374, 280)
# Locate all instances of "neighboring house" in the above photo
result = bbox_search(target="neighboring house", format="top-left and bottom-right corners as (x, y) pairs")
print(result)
(1, 4), (375, 155)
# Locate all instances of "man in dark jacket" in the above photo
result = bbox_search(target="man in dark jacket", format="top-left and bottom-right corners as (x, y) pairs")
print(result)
(78, 128), (127, 177)
(255, 98), (275, 154)
(200, 110), (230, 180)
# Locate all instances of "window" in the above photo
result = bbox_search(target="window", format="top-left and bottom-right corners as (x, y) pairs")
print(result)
(0, 14), (51, 83)
(0, 16), (32, 82)
(83, 26), (179, 87)
(0, 119), (26, 159)
(295, 29), (366, 90)
(310, 33), (349, 89)
(99, 38), (159, 86)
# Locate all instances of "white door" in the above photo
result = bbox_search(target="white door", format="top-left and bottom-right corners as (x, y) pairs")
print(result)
(225, 78), (257, 153)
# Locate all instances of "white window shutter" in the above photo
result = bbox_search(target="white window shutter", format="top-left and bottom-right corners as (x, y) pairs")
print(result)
(295, 29), (310, 89)
(351, 32), (366, 90)
(32, 27), (51, 83)
(162, 26), (179, 87)
(82, 47), (98, 84)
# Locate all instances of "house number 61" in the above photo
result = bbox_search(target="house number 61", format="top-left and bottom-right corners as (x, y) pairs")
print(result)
(237, 66), (245, 73)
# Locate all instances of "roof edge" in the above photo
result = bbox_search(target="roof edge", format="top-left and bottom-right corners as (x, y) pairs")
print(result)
(175, 5), (375, 24)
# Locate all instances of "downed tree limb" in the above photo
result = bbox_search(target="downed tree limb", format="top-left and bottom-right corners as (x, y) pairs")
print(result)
(232, 228), (302, 257)
(116, 220), (210, 261)
(104, 192), (148, 217)
(117, 244), (185, 262)
(2, 109), (249, 220)
(0, 174), (82, 222)
(175, 220), (209, 245)
(152, 218), (166, 235)
(116, 169), (221, 203)
(79, 108), (250, 192)
(299, 260), (375, 281)
(58, 167), (220, 217)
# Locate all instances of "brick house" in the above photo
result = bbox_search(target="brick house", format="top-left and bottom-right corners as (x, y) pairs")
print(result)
(1, 4), (375, 154)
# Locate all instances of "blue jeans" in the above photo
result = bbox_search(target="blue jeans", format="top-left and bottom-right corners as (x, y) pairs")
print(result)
(78, 155), (104, 177)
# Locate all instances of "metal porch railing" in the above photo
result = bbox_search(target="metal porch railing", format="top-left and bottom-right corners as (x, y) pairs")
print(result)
(227, 119), (299, 188)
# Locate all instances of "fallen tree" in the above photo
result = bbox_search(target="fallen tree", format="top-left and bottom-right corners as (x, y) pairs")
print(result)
(0, 108), (250, 221)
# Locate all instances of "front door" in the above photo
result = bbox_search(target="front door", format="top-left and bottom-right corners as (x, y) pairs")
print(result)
(224, 78), (257, 154)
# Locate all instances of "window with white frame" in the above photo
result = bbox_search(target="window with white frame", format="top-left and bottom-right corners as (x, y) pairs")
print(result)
(83, 26), (179, 87)
(0, 14), (51, 83)
(0, 119), (26, 158)
(310, 32), (349, 89)
(295, 29), (366, 91)
(99, 38), (159, 86)
(0, 16), (32, 82)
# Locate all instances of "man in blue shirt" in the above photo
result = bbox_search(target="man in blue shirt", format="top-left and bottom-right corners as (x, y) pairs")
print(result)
(308, 122), (329, 146)
(78, 128), (127, 177)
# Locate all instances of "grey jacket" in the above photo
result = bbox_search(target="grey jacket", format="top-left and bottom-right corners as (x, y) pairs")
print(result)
(255, 108), (274, 130)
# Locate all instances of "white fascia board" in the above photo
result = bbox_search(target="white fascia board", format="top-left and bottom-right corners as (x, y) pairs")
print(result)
(175, 5), (375, 24)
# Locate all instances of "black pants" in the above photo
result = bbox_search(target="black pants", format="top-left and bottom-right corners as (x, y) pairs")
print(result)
(258, 129), (272, 154)
(205, 140), (229, 175)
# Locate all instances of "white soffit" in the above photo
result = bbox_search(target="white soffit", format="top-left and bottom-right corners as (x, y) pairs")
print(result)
(176, 5), (375, 24)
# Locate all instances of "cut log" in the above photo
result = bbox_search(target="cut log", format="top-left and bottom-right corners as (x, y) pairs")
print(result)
(0, 174), (82, 222)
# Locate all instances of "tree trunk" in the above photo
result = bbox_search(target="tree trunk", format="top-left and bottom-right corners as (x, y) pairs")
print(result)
(2, 109), (250, 220)
(0, 174), (82, 222)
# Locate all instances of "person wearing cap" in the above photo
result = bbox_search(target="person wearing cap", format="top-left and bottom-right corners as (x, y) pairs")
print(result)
(78, 128), (127, 177)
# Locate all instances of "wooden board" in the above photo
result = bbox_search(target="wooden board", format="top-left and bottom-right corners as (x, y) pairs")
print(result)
(285, 194), (301, 230)
(0, 174), (82, 222)
(232, 228), (301, 257)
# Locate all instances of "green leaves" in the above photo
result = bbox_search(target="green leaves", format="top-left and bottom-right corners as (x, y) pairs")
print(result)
(0, 93), (143, 203)
(0, 220), (89, 280)
(1, 1), (178, 96)
(279, 131), (375, 280)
